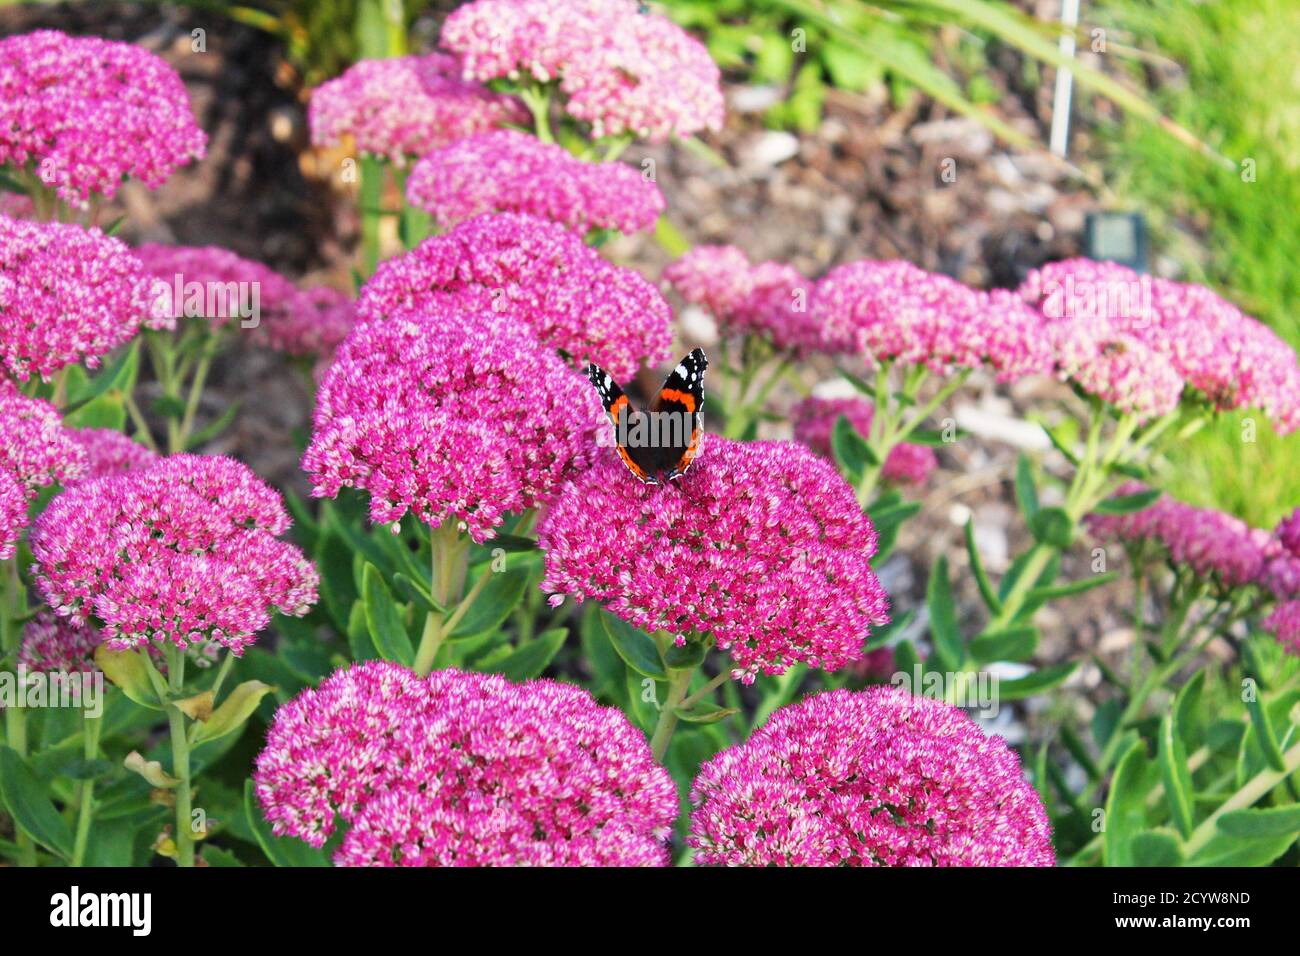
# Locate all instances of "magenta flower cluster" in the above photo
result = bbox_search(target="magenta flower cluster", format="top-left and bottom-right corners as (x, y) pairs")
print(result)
(307, 53), (525, 164)
(18, 610), (101, 676)
(0, 385), (86, 559)
(68, 428), (157, 483)
(406, 130), (665, 234)
(29, 454), (317, 656)
(356, 212), (672, 380)
(1020, 258), (1300, 429)
(303, 307), (602, 541)
(251, 285), (356, 362)
(0, 215), (151, 380)
(0, 30), (206, 206)
(1264, 602), (1300, 656)
(133, 243), (301, 333)
(688, 687), (1055, 866)
(442, 0), (725, 143)
(792, 395), (938, 486)
(255, 661), (679, 866)
(664, 245), (823, 354)
(539, 438), (890, 682)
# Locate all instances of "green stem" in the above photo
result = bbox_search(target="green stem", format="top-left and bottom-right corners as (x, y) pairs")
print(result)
(649, 666), (696, 763)
(1184, 741), (1300, 856)
(164, 647), (195, 868)
(175, 351), (213, 453)
(123, 392), (160, 453)
(522, 84), (554, 143)
(71, 711), (102, 866)
(680, 669), (731, 710)
(0, 558), (36, 867)
(413, 522), (471, 676)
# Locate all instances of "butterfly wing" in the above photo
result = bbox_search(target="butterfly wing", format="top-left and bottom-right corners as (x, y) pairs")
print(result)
(647, 348), (708, 480)
(586, 362), (658, 484)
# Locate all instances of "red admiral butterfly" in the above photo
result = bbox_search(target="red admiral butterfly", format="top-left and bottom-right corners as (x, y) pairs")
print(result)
(587, 349), (707, 485)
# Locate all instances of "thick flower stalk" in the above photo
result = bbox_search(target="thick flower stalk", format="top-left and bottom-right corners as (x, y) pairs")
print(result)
(255, 661), (679, 866)
(29, 454), (317, 656)
(539, 437), (890, 683)
(356, 212), (672, 380)
(406, 130), (665, 234)
(688, 687), (1055, 866)
(303, 307), (602, 541)
(441, 0), (724, 143)
(792, 395), (937, 487)
(307, 53), (525, 164)
(1019, 258), (1300, 431)
(0, 30), (206, 208)
(0, 215), (152, 382)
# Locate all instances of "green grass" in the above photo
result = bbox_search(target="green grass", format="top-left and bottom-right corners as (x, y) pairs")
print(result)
(1100, 0), (1300, 526)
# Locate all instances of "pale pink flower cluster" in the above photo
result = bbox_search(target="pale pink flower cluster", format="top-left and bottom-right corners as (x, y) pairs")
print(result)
(689, 687), (1055, 866)
(252, 285), (356, 361)
(133, 243), (300, 333)
(0, 215), (151, 380)
(441, 0), (724, 142)
(356, 212), (672, 380)
(29, 455), (317, 655)
(1264, 601), (1300, 656)
(814, 260), (1052, 380)
(406, 130), (664, 234)
(791, 395), (938, 486)
(1020, 259), (1300, 429)
(0, 385), (86, 559)
(18, 610), (100, 676)
(255, 661), (678, 866)
(68, 428), (157, 483)
(303, 307), (602, 541)
(664, 245), (823, 354)
(0, 193), (32, 219)
(0, 31), (206, 205)
(538, 438), (890, 682)
(307, 53), (525, 164)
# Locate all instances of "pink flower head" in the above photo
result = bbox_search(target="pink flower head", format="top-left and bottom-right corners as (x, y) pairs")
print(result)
(814, 260), (1050, 380)
(688, 687), (1055, 866)
(255, 661), (678, 866)
(303, 307), (603, 541)
(18, 610), (101, 676)
(251, 285), (356, 361)
(356, 212), (672, 380)
(133, 243), (300, 333)
(442, 0), (724, 143)
(1020, 259), (1300, 430)
(0, 215), (151, 381)
(68, 428), (157, 482)
(538, 438), (890, 682)
(0, 30), (206, 206)
(791, 395), (938, 486)
(1275, 509), (1300, 560)
(406, 130), (664, 234)
(664, 245), (823, 354)
(0, 193), (32, 219)
(308, 53), (525, 164)
(1265, 601), (1300, 656)
(1086, 485), (1272, 592)
(0, 384), (86, 558)
(29, 454), (317, 656)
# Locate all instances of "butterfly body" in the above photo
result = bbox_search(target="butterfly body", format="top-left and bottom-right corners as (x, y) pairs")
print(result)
(587, 349), (707, 485)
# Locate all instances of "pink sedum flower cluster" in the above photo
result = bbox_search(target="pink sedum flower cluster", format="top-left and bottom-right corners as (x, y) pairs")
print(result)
(134, 243), (301, 333)
(442, 0), (724, 143)
(1020, 259), (1300, 430)
(356, 212), (672, 380)
(1, 215), (151, 380)
(18, 610), (100, 676)
(814, 260), (1051, 381)
(0, 30), (206, 206)
(303, 307), (602, 541)
(1264, 601), (1300, 656)
(406, 130), (664, 234)
(0, 385), (86, 558)
(307, 53), (525, 164)
(29, 454), (317, 656)
(68, 428), (157, 483)
(688, 687), (1055, 866)
(792, 395), (938, 486)
(254, 661), (678, 866)
(252, 285), (356, 361)
(664, 245), (822, 354)
(539, 438), (890, 682)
